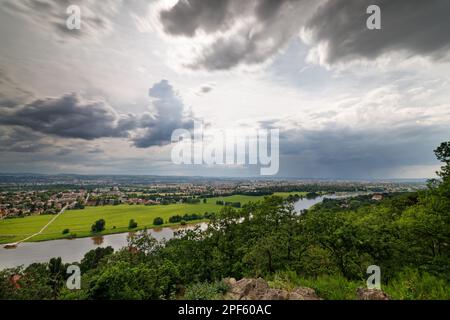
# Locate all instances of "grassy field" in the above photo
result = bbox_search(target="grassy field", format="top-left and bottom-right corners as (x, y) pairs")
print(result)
(0, 192), (306, 243)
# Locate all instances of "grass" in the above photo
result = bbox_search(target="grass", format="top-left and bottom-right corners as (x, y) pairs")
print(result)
(0, 192), (306, 244)
(268, 271), (364, 300)
(384, 268), (450, 300)
(0, 215), (54, 243)
(268, 269), (450, 300)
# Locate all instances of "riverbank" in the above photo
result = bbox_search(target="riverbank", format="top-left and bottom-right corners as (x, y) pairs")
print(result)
(0, 193), (309, 244)
(0, 224), (201, 269)
(8, 219), (209, 244)
(0, 193), (355, 269)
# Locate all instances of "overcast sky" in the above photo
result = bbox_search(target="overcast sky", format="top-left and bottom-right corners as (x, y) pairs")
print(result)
(0, 0), (449, 179)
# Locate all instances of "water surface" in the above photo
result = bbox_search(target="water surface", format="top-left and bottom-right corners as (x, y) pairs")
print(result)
(0, 193), (356, 269)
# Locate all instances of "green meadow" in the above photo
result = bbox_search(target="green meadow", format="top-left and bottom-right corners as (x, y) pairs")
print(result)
(0, 193), (306, 244)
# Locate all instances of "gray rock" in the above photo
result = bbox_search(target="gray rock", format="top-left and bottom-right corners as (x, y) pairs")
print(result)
(289, 287), (321, 300)
(356, 288), (390, 300)
(224, 277), (320, 300)
(261, 289), (290, 300)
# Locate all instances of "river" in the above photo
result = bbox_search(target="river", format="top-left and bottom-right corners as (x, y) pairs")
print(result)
(0, 194), (346, 269)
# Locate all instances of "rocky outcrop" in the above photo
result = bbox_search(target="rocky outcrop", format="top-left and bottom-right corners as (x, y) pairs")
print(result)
(356, 288), (390, 300)
(223, 277), (321, 300)
(288, 287), (321, 300)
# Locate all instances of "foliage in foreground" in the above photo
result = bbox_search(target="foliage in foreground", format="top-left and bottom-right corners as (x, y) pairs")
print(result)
(184, 281), (229, 300)
(0, 143), (449, 300)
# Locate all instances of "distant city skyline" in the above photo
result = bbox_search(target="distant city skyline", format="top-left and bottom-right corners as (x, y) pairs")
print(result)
(1, 0), (450, 179)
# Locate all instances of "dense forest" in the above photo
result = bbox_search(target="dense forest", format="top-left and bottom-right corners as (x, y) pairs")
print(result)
(1, 143), (449, 300)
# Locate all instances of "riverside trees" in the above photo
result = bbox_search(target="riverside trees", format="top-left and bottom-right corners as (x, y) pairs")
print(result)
(91, 219), (105, 233)
(0, 142), (449, 300)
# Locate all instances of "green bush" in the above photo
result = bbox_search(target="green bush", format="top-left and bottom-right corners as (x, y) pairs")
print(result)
(91, 219), (105, 233)
(184, 281), (229, 300)
(169, 215), (182, 223)
(268, 271), (362, 300)
(128, 219), (138, 229)
(299, 275), (363, 300)
(153, 217), (164, 226)
(62, 228), (70, 234)
(384, 268), (450, 300)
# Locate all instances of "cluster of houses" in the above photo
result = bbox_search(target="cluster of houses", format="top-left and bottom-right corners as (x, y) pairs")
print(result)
(0, 190), (86, 219)
(0, 180), (397, 219)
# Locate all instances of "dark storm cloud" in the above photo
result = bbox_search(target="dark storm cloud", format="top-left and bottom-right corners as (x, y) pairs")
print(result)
(0, 93), (135, 140)
(0, 62), (195, 148)
(132, 80), (195, 148)
(0, 127), (51, 153)
(157, 0), (450, 69)
(160, 0), (235, 37)
(276, 124), (446, 178)
(0, 72), (195, 148)
(159, 0), (297, 36)
(158, 0), (318, 70)
(304, 0), (450, 64)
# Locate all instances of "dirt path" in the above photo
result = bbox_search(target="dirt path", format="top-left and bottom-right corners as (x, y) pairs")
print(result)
(3, 203), (71, 248)
(3, 194), (89, 248)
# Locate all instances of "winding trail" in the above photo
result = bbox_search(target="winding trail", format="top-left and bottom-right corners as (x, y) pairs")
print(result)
(3, 194), (89, 248)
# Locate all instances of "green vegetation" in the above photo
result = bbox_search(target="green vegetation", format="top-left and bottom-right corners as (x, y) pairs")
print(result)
(168, 215), (183, 223)
(0, 193), (305, 244)
(90, 219), (105, 233)
(184, 281), (229, 300)
(128, 219), (138, 229)
(0, 143), (449, 300)
(268, 271), (364, 300)
(0, 215), (53, 243)
(153, 217), (164, 226)
(80, 247), (114, 273)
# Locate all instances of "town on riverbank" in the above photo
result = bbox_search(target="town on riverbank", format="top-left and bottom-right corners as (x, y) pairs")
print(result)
(0, 175), (425, 244)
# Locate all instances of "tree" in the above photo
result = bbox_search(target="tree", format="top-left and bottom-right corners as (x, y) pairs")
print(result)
(169, 215), (182, 223)
(127, 230), (160, 256)
(128, 219), (138, 229)
(85, 262), (160, 300)
(434, 141), (450, 181)
(153, 217), (164, 226)
(80, 246), (114, 273)
(48, 257), (65, 299)
(91, 219), (106, 233)
(12, 264), (53, 300)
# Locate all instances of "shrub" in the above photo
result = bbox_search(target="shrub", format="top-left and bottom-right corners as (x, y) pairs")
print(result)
(153, 217), (164, 226)
(168, 215), (182, 223)
(128, 219), (138, 229)
(268, 271), (362, 300)
(62, 228), (70, 234)
(204, 212), (215, 219)
(184, 281), (229, 300)
(384, 268), (450, 300)
(182, 213), (203, 221)
(223, 201), (241, 208)
(299, 275), (363, 300)
(91, 219), (106, 233)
